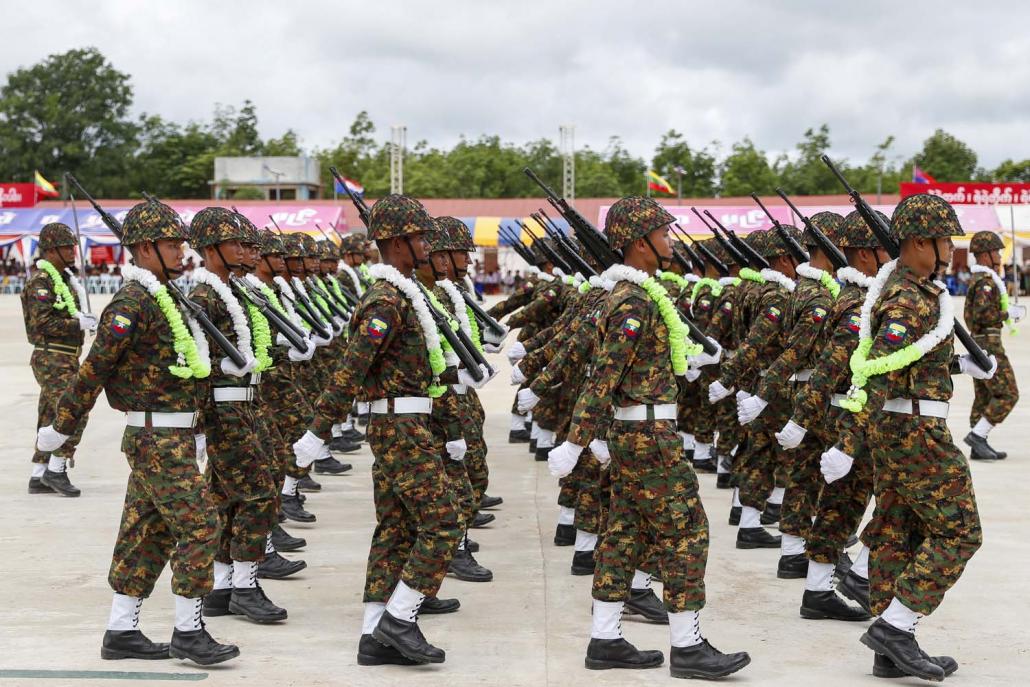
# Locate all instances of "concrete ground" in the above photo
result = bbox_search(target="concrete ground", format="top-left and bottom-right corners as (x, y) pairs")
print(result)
(0, 293), (1027, 686)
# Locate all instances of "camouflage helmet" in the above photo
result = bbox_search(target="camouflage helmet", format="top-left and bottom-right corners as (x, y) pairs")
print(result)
(969, 230), (1004, 254)
(762, 225), (802, 259)
(891, 193), (964, 241)
(802, 211), (844, 249)
(432, 217), (472, 252)
(232, 212), (261, 245)
(604, 196), (676, 251)
(367, 194), (435, 240)
(258, 230), (286, 256)
(281, 233), (306, 259)
(339, 233), (368, 255)
(189, 207), (250, 249)
(837, 210), (883, 249)
(298, 232), (319, 257)
(316, 240), (339, 261)
(122, 200), (188, 246)
(38, 223), (77, 252)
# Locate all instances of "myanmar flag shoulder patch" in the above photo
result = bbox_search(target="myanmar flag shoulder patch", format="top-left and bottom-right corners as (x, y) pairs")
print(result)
(884, 319), (909, 345)
(720, 301), (733, 313)
(622, 316), (642, 338)
(111, 312), (135, 338)
(844, 313), (861, 334)
(366, 317), (389, 340)
(764, 305), (782, 323)
(812, 306), (828, 323)
(34, 288), (50, 302)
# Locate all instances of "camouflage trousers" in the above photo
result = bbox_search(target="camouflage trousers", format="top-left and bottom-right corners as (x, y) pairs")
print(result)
(461, 392), (489, 508)
(679, 373), (716, 444)
(779, 424), (824, 542)
(573, 453), (608, 535)
(736, 390), (791, 509)
(206, 402), (278, 563)
(30, 349), (87, 463)
(109, 427), (218, 598)
(714, 393), (744, 459)
(261, 365), (313, 481)
(807, 440), (873, 565)
(863, 416), (982, 616)
(970, 337), (1018, 426)
(593, 420), (708, 612)
(443, 456), (476, 531)
(364, 414), (462, 602)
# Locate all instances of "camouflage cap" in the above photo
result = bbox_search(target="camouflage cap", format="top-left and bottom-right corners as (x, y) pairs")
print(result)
(762, 225), (802, 259)
(891, 193), (964, 241)
(122, 200), (188, 246)
(604, 196), (676, 251)
(970, 230), (1004, 254)
(38, 223), (77, 252)
(802, 211), (844, 248)
(367, 194), (435, 241)
(298, 232), (319, 257)
(258, 230), (285, 256)
(189, 207), (250, 249)
(281, 233), (305, 258)
(838, 210), (883, 249)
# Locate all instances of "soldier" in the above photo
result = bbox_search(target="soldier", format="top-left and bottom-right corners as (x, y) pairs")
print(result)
(551, 196), (749, 680)
(292, 195), (482, 666)
(22, 223), (95, 496)
(831, 194), (992, 681)
(35, 199), (238, 665)
(964, 230), (1019, 460)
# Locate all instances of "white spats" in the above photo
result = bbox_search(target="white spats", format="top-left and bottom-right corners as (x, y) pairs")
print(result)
(881, 597), (921, 634)
(510, 413), (527, 432)
(232, 560), (257, 589)
(31, 463), (46, 478)
(537, 428), (555, 449)
(265, 534), (275, 555)
(213, 561), (233, 590)
(781, 533), (806, 556)
(590, 600), (624, 640)
(732, 488), (742, 508)
(558, 506), (576, 526)
(694, 442), (712, 462)
(680, 432), (696, 451)
(530, 422), (541, 442)
(768, 486), (785, 505)
(739, 506), (762, 529)
(851, 545), (869, 579)
(331, 423), (343, 438)
(631, 569), (652, 590)
(669, 609), (703, 647)
(973, 417), (994, 438)
(362, 601), (386, 634)
(385, 580), (425, 622)
(107, 593), (142, 631)
(575, 530), (598, 552)
(47, 455), (67, 473)
(805, 561), (835, 592)
(174, 595), (203, 632)
(282, 475), (299, 496)
(341, 417), (355, 432)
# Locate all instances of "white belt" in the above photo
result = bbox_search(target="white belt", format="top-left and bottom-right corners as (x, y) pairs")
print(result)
(452, 384), (468, 395)
(213, 387), (255, 403)
(830, 393), (847, 408)
(370, 396), (433, 415)
(125, 411), (198, 428)
(249, 372), (262, 386)
(790, 369), (813, 382)
(882, 398), (950, 419)
(612, 403), (677, 422)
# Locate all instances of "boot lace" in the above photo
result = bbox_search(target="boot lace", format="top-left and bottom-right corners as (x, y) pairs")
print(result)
(131, 597), (142, 630)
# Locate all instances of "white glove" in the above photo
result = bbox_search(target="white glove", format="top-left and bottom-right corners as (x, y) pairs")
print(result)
(194, 434), (207, 461)
(737, 395), (768, 425)
(517, 387), (541, 413)
(484, 342), (503, 354)
(507, 341), (527, 362)
(311, 330), (332, 346)
(329, 318), (344, 336)
(288, 339), (316, 362)
(820, 447), (854, 484)
(683, 367), (702, 382)
(293, 430), (325, 468)
(458, 364), (493, 389)
(1009, 304), (1027, 322)
(689, 342), (722, 367)
(482, 325), (510, 346)
(510, 363), (527, 386)
(76, 312), (98, 332)
(547, 440), (583, 478)
(276, 333), (289, 347)
(588, 438), (611, 467)
(958, 353), (998, 380)
(220, 355), (257, 378)
(36, 424), (69, 453)
(708, 380), (733, 403)
(445, 438), (468, 461)
(735, 390), (751, 402)
(775, 420), (807, 450)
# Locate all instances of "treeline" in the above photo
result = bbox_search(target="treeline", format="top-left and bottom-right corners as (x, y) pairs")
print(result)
(2, 48), (1028, 200)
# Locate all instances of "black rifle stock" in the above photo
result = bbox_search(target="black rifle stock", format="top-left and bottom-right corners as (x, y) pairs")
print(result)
(691, 208), (748, 268)
(703, 210), (770, 269)
(774, 189), (849, 270)
(532, 212), (596, 277)
(457, 283), (508, 339)
(750, 194), (810, 264)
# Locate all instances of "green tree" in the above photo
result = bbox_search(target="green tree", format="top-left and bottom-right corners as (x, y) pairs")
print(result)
(263, 130), (302, 156)
(776, 125), (841, 195)
(651, 129), (717, 197)
(909, 129), (978, 182)
(718, 137), (778, 197)
(990, 159), (1030, 182)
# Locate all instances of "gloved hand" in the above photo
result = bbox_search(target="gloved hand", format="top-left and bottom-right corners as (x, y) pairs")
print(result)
(220, 356), (257, 378)
(445, 438), (468, 461)
(775, 420), (807, 449)
(708, 380), (733, 403)
(683, 367), (702, 382)
(288, 339), (316, 362)
(484, 342), (503, 354)
(194, 434), (207, 462)
(36, 425), (69, 453)
(510, 363), (527, 385)
(482, 325), (509, 346)
(329, 318), (345, 336)
(458, 364), (493, 389)
(958, 353), (998, 380)
(333, 315), (347, 329)
(737, 395), (768, 424)
(311, 330), (332, 347)
(547, 440), (582, 478)
(507, 341), (527, 362)
(588, 438), (611, 467)
(276, 333), (289, 347)
(517, 387), (540, 413)
(77, 312), (98, 332)
(293, 430), (325, 468)
(735, 390), (751, 402)
(689, 342), (722, 367)
(820, 447), (854, 484)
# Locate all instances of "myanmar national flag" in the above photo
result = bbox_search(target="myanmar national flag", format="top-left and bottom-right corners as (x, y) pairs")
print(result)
(646, 170), (674, 195)
(912, 165), (937, 184)
(34, 170), (59, 197)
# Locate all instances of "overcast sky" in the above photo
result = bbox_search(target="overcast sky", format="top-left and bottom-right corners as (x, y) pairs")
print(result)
(5, 1), (1029, 169)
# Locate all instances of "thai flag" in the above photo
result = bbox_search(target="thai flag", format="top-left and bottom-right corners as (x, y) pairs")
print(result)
(912, 165), (937, 184)
(334, 176), (365, 197)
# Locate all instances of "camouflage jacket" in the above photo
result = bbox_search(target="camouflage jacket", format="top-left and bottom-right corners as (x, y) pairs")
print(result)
(706, 280), (738, 348)
(21, 268), (84, 347)
(755, 275), (833, 399)
(507, 276), (564, 338)
(720, 279), (792, 391)
(567, 281), (677, 446)
(487, 276), (537, 318)
(731, 277), (765, 350)
(528, 287), (608, 397)
(964, 271), (1007, 334)
(53, 281), (201, 434)
(689, 281), (718, 330)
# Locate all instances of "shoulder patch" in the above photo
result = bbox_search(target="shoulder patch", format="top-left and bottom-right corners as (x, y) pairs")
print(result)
(883, 319), (909, 345)
(541, 289), (557, 301)
(764, 305), (782, 323)
(621, 316), (642, 338)
(366, 317), (389, 340)
(110, 312), (135, 338)
(983, 284), (993, 293)
(812, 306), (827, 323)
(720, 301), (733, 313)
(698, 298), (712, 311)
(843, 313), (861, 334)
(34, 288), (51, 302)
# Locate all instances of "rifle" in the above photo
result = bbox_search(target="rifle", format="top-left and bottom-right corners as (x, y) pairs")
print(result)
(305, 275), (352, 321)
(750, 194), (809, 264)
(67, 176), (247, 368)
(532, 212), (596, 277)
(267, 215), (333, 338)
(456, 279), (508, 340)
(414, 280), (487, 381)
(64, 173), (93, 314)
(820, 155), (993, 372)
(517, 219), (572, 274)
(691, 208), (748, 268)
(230, 274), (311, 351)
(500, 224), (541, 267)
(679, 226), (729, 277)
(668, 224), (704, 271)
(330, 166), (371, 226)
(702, 210), (770, 269)
(775, 189), (848, 271)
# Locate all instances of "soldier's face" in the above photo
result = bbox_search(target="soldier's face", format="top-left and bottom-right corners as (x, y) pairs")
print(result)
(54, 245), (77, 267)
(286, 257), (304, 275)
(321, 259), (337, 273)
(140, 239), (186, 279)
(304, 256), (319, 273)
(267, 254), (287, 274)
(451, 251), (469, 277)
(410, 233), (429, 262)
(429, 252), (453, 279)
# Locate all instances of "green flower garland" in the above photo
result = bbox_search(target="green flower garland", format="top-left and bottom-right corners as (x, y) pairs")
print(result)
(425, 289), (459, 354)
(152, 285), (211, 379)
(998, 288), (1017, 335)
(422, 291), (450, 398)
(689, 276), (724, 303)
(246, 303), (274, 372)
(358, 263), (372, 281)
(258, 283), (286, 316)
(640, 276), (702, 374)
(739, 267), (766, 284)
(578, 280), (591, 294)
(820, 271), (841, 299)
(36, 260), (80, 316)
(466, 305), (484, 353)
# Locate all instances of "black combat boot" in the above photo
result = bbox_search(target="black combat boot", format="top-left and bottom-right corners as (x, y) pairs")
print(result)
(669, 640), (751, 679)
(760, 501), (781, 525)
(169, 627), (240, 665)
(964, 431), (1002, 460)
(101, 630), (171, 660)
(257, 551), (307, 579)
(448, 549), (493, 582)
(327, 437), (361, 454)
(585, 638), (664, 670)
(873, 651), (958, 678)
(571, 550), (596, 576)
(315, 455), (353, 473)
(471, 512), (495, 528)
(28, 476), (55, 494)
(342, 427), (365, 442)
(509, 429), (530, 443)
(837, 571), (871, 614)
(534, 446), (551, 462)
(357, 633), (419, 666)
(860, 619), (945, 682)
(202, 589), (233, 617)
(693, 458), (717, 473)
(465, 537), (480, 553)
(777, 553), (809, 579)
(835, 550), (854, 579)
(269, 524), (306, 552)
(418, 596), (461, 615)
(554, 523), (575, 546)
(281, 494), (316, 523)
(736, 527), (781, 549)
(296, 475), (321, 492)
(229, 585), (288, 623)
(716, 472), (732, 489)
(529, 438), (537, 453)
(480, 494), (503, 509)
(40, 469), (80, 497)
(800, 590), (872, 621)
(728, 506), (741, 526)
(372, 612), (445, 664)
(624, 588), (668, 623)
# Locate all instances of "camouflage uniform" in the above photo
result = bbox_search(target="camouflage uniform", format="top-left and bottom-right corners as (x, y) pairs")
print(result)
(838, 195), (982, 616)
(52, 201), (218, 598)
(22, 224), (89, 466)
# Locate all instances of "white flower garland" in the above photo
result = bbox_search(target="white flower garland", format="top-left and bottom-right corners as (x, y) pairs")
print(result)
(369, 263), (457, 370)
(191, 267), (255, 362)
(552, 266), (567, 280)
(272, 275), (304, 328)
(536, 271), (555, 283)
(525, 266), (541, 277)
(795, 261), (840, 298)
(760, 268), (796, 293)
(339, 262), (364, 296)
(718, 276), (739, 287)
(122, 264), (210, 375)
(588, 275), (616, 291)
(685, 273), (701, 283)
(836, 267), (874, 290)
(438, 279), (474, 339)
(66, 269), (89, 313)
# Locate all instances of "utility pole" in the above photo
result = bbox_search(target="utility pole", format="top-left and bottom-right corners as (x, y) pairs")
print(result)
(390, 126), (406, 195)
(560, 125), (575, 202)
